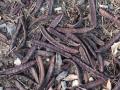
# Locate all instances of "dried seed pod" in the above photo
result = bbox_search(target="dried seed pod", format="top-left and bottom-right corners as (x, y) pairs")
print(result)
(47, 0), (54, 15)
(56, 27), (94, 34)
(11, 19), (21, 49)
(0, 60), (36, 75)
(80, 79), (104, 89)
(36, 56), (45, 88)
(0, 33), (9, 45)
(88, 0), (96, 26)
(30, 67), (39, 83)
(31, 40), (72, 58)
(40, 26), (79, 54)
(43, 56), (55, 86)
(14, 80), (25, 90)
(22, 46), (36, 64)
(49, 14), (63, 28)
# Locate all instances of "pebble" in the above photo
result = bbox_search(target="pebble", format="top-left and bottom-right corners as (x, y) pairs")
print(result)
(54, 7), (62, 11)
(89, 77), (94, 82)
(0, 87), (3, 90)
(72, 80), (79, 87)
(14, 58), (21, 66)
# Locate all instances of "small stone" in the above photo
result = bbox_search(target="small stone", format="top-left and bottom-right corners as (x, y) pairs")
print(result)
(0, 16), (2, 20)
(118, 56), (120, 59)
(99, 4), (109, 9)
(54, 7), (62, 11)
(46, 58), (50, 62)
(89, 77), (94, 82)
(41, 7), (45, 12)
(72, 80), (79, 87)
(104, 61), (110, 66)
(0, 51), (2, 55)
(14, 58), (21, 66)
(0, 87), (3, 90)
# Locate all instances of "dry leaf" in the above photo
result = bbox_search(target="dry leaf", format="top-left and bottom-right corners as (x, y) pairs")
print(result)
(55, 53), (62, 74)
(56, 71), (68, 81)
(0, 23), (16, 36)
(61, 81), (67, 90)
(77, 0), (85, 5)
(106, 79), (112, 90)
(63, 74), (78, 81)
(111, 42), (120, 57)
(6, 22), (16, 36)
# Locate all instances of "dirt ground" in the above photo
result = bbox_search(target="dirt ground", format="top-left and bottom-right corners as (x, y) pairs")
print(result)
(0, 0), (120, 90)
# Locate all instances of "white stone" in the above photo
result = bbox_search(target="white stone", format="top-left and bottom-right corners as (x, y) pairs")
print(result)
(14, 58), (21, 66)
(72, 80), (79, 87)
(54, 7), (62, 11)
(89, 77), (94, 82)
(0, 87), (3, 90)
(46, 58), (50, 62)
(99, 4), (108, 9)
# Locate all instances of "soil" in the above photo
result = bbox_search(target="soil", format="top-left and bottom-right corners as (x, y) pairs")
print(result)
(0, 0), (120, 90)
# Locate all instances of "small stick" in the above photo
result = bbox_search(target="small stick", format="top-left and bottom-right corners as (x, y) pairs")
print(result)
(47, 0), (54, 15)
